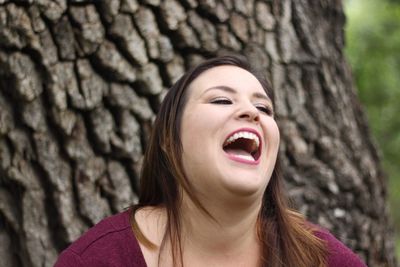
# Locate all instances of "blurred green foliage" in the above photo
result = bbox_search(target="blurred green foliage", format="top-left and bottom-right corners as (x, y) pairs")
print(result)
(344, 0), (400, 258)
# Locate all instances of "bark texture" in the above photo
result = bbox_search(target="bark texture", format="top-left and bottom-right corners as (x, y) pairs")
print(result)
(0, 0), (397, 266)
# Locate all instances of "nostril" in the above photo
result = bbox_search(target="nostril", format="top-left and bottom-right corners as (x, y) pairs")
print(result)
(239, 112), (259, 122)
(236, 103), (261, 122)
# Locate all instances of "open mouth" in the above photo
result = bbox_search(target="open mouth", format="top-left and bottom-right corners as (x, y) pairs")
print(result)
(222, 130), (261, 162)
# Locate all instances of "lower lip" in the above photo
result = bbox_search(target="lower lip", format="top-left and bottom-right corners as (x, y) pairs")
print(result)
(225, 153), (260, 165)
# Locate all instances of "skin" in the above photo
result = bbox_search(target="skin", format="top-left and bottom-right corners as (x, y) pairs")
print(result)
(136, 66), (280, 267)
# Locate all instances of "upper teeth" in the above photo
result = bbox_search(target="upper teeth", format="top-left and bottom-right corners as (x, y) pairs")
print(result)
(224, 131), (260, 148)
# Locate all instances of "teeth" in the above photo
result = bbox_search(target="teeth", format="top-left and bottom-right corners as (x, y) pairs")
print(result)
(224, 131), (260, 148)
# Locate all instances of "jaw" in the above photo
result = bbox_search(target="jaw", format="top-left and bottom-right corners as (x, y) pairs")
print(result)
(215, 163), (270, 199)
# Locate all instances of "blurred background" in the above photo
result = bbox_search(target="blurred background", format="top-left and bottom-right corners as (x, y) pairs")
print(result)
(345, 0), (400, 259)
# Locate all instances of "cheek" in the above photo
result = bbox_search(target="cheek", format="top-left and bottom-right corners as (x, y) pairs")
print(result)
(180, 113), (211, 162)
(261, 121), (280, 164)
(272, 123), (280, 145)
(181, 108), (217, 142)
(264, 120), (280, 145)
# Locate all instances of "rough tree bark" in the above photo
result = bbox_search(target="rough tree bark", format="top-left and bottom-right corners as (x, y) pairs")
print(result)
(0, 0), (397, 266)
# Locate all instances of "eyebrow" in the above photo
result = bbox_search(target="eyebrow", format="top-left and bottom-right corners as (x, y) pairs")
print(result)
(203, 85), (272, 103)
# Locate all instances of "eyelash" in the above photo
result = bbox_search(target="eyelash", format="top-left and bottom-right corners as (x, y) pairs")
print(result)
(255, 105), (274, 116)
(210, 98), (232, 105)
(210, 98), (274, 116)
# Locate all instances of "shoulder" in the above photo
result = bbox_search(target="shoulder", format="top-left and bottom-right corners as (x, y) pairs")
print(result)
(134, 206), (167, 246)
(314, 227), (367, 267)
(54, 209), (147, 267)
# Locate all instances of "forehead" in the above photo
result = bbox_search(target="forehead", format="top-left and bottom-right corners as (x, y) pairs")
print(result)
(187, 65), (267, 97)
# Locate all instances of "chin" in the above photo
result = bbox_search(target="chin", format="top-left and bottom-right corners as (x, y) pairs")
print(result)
(222, 175), (268, 198)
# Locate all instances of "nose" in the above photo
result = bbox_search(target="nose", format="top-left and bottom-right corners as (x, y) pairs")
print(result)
(237, 102), (260, 123)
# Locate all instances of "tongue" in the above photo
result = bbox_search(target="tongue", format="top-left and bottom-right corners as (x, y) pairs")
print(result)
(225, 148), (254, 161)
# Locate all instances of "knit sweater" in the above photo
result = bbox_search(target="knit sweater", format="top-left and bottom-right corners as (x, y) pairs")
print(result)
(54, 209), (367, 267)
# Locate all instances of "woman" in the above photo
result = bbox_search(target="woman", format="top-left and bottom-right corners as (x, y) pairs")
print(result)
(55, 55), (367, 267)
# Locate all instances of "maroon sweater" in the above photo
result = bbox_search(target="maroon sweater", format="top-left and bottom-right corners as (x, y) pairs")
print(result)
(54, 210), (367, 267)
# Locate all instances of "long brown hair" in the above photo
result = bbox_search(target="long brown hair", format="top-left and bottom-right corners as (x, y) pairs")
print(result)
(131, 55), (327, 267)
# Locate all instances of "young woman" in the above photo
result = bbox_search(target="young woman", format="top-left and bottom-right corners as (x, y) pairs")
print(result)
(55, 55), (367, 267)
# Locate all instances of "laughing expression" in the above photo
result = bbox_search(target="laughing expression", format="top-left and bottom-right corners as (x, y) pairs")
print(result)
(180, 65), (280, 201)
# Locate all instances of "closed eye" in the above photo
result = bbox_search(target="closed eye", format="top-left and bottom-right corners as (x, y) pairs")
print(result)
(255, 104), (274, 116)
(210, 97), (232, 105)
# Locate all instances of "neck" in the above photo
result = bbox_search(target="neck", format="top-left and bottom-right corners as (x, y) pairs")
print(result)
(179, 193), (262, 264)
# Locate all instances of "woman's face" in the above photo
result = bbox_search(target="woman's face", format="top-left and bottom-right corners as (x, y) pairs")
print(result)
(180, 65), (280, 202)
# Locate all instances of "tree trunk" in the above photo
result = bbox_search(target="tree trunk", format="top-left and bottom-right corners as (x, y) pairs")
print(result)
(0, 0), (397, 266)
